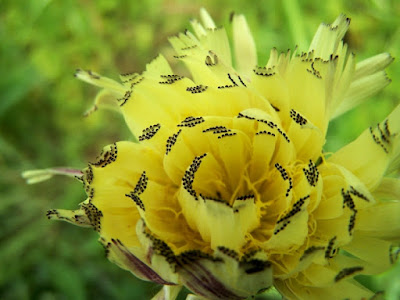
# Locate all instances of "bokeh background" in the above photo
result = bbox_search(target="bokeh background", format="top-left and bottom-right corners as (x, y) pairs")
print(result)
(1, 0), (400, 299)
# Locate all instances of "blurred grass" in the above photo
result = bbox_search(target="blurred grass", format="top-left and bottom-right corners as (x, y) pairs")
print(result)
(0, 0), (399, 299)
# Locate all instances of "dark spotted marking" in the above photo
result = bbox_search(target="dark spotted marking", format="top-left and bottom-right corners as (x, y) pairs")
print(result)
(181, 44), (198, 50)
(253, 67), (275, 77)
(341, 188), (358, 235)
(334, 266), (363, 282)
(218, 246), (239, 260)
(120, 73), (139, 83)
(92, 143), (118, 168)
(277, 195), (310, 224)
(349, 186), (370, 202)
(130, 76), (144, 88)
(138, 124), (161, 141)
(174, 55), (188, 59)
(290, 109), (308, 126)
(199, 193), (229, 206)
(81, 201), (103, 232)
(275, 163), (293, 196)
(118, 90), (132, 106)
(159, 74), (184, 84)
(228, 73), (239, 86)
(275, 163), (289, 180)
(182, 154), (207, 200)
(369, 126), (389, 153)
(217, 132), (237, 139)
(325, 236), (338, 259)
(377, 122), (390, 144)
(236, 194), (255, 201)
(303, 159), (319, 186)
(203, 126), (230, 133)
(133, 171), (148, 195)
(166, 129), (182, 155)
(143, 226), (177, 266)
(306, 62), (322, 79)
(255, 130), (275, 136)
(300, 246), (325, 261)
(126, 193), (145, 211)
(177, 116), (205, 128)
(239, 259), (272, 274)
(83, 164), (94, 185)
(186, 85), (208, 94)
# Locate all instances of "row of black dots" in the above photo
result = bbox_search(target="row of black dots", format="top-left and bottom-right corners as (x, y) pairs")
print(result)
(240, 258), (272, 274)
(235, 194), (255, 201)
(217, 132), (237, 139)
(303, 159), (319, 186)
(237, 113), (289, 142)
(181, 44), (198, 50)
(349, 186), (370, 202)
(91, 143), (118, 168)
(199, 193), (229, 206)
(176, 250), (219, 269)
(341, 188), (358, 235)
(130, 76), (144, 89)
(274, 220), (290, 235)
(253, 67), (276, 77)
(300, 246), (325, 261)
(177, 116), (205, 128)
(174, 55), (187, 59)
(258, 118), (289, 142)
(186, 85), (208, 94)
(182, 154), (207, 200)
(274, 163), (293, 196)
(275, 163), (289, 179)
(277, 195), (310, 224)
(126, 192), (145, 211)
(205, 52), (218, 66)
(144, 232), (177, 266)
(81, 201), (103, 232)
(217, 246), (240, 260)
(325, 236), (338, 259)
(83, 164), (94, 186)
(202, 126), (229, 133)
(159, 74), (184, 84)
(133, 171), (148, 195)
(290, 109), (308, 126)
(238, 112), (255, 120)
(255, 118), (276, 129)
(334, 266), (364, 282)
(237, 112), (276, 130)
(255, 130), (275, 136)
(118, 90), (132, 106)
(306, 62), (322, 79)
(120, 73), (139, 84)
(369, 126), (389, 153)
(377, 120), (391, 144)
(138, 124), (161, 141)
(165, 129), (182, 155)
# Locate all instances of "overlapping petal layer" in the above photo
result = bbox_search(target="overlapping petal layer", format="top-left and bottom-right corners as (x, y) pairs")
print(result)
(47, 9), (400, 300)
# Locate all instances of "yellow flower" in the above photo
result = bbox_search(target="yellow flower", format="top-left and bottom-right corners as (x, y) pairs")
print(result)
(43, 9), (400, 300)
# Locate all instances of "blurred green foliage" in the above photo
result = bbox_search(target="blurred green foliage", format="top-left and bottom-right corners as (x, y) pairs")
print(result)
(1, 0), (399, 299)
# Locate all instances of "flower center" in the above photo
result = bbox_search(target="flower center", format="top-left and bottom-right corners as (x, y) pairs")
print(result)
(162, 109), (305, 253)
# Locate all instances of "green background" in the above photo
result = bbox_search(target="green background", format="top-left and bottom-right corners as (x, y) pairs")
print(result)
(1, 0), (399, 299)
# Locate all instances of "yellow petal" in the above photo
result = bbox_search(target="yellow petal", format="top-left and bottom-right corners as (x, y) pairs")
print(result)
(232, 14), (257, 77)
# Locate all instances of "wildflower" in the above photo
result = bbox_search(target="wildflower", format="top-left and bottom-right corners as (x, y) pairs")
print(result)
(39, 8), (400, 300)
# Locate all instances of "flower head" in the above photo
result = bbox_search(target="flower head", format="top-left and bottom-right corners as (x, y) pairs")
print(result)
(44, 9), (399, 300)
